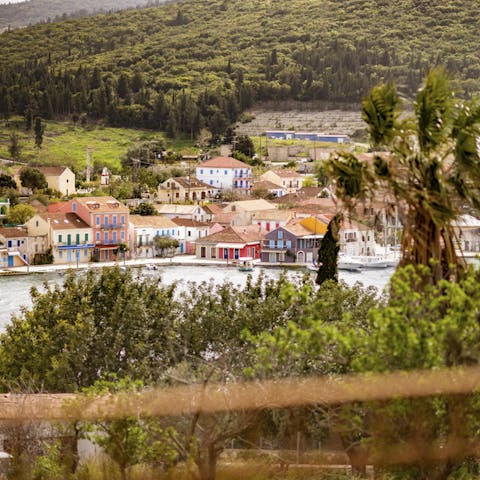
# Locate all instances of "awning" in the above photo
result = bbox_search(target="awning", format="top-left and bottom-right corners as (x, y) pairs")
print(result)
(215, 243), (246, 249)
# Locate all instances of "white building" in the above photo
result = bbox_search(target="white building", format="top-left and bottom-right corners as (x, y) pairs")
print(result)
(154, 204), (209, 223)
(171, 217), (210, 255)
(340, 220), (377, 256)
(129, 215), (180, 258)
(195, 157), (252, 195)
(260, 169), (302, 194)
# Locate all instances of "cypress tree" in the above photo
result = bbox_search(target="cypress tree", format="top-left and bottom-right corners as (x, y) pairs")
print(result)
(316, 214), (341, 286)
(34, 117), (44, 149)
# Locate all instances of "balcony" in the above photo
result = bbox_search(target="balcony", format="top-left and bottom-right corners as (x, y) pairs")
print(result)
(95, 240), (121, 246)
(57, 243), (95, 250)
(101, 223), (125, 229)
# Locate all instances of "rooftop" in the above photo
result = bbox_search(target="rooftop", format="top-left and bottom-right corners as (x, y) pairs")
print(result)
(74, 197), (129, 212)
(252, 180), (286, 191)
(268, 169), (302, 178)
(0, 227), (27, 238)
(251, 209), (293, 221)
(155, 204), (201, 215)
(197, 225), (264, 244)
(198, 157), (251, 169)
(40, 213), (90, 230)
(34, 166), (71, 176)
(224, 199), (277, 213)
(129, 215), (178, 229)
(162, 177), (212, 189)
(171, 217), (209, 227)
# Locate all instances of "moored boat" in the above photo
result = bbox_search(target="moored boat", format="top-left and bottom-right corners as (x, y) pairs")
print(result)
(338, 254), (392, 271)
(238, 257), (254, 272)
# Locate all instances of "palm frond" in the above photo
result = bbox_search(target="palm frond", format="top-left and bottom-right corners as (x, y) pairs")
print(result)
(452, 99), (480, 185)
(361, 82), (400, 148)
(415, 67), (454, 155)
(327, 152), (367, 208)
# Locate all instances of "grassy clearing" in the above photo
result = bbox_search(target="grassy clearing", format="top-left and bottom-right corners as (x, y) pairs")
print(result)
(0, 118), (198, 173)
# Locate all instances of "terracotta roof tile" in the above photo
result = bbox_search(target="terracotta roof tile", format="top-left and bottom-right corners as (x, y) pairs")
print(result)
(0, 227), (27, 238)
(40, 212), (90, 230)
(198, 157), (250, 169)
(129, 215), (178, 229)
(171, 217), (210, 227)
(198, 225), (264, 244)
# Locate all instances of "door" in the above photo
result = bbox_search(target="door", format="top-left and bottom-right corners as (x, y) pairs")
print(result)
(67, 250), (72, 262)
(67, 234), (71, 246)
(7, 256), (13, 267)
(200, 246), (206, 258)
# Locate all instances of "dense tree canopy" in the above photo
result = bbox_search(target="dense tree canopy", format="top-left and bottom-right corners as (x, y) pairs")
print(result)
(0, 0), (479, 136)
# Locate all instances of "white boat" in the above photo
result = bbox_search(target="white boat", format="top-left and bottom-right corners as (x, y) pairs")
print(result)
(338, 254), (392, 271)
(238, 257), (254, 272)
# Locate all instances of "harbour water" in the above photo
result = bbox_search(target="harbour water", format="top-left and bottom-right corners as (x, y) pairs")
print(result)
(0, 265), (394, 330)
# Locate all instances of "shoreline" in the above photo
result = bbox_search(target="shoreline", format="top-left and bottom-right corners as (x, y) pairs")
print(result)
(0, 256), (309, 276)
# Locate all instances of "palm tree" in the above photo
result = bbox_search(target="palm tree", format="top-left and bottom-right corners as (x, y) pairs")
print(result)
(328, 68), (480, 284)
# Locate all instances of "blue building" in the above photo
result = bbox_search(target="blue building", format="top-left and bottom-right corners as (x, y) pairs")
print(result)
(265, 130), (350, 143)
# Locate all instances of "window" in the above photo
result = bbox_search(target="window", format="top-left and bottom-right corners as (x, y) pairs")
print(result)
(84, 249), (88, 257)
(112, 215), (117, 225)
(35, 220), (39, 227)
(200, 169), (204, 174)
(76, 234), (80, 244)
(286, 240), (292, 249)
(278, 231), (283, 239)
(269, 240), (275, 248)
(210, 170), (213, 174)
(58, 234), (63, 243)
(96, 232), (100, 241)
(278, 240), (284, 248)
(96, 216), (100, 225)
(85, 233), (89, 242)
(59, 250), (63, 259)
(188, 230), (191, 237)
(224, 170), (228, 174)
(104, 232), (109, 242)
(121, 215), (125, 224)
(121, 231), (125, 240)
(104, 215), (109, 226)
(72, 203), (76, 212)
(210, 180), (213, 185)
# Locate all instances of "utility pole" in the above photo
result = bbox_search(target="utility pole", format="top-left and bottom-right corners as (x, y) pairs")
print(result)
(86, 147), (93, 183)
(132, 158), (140, 183)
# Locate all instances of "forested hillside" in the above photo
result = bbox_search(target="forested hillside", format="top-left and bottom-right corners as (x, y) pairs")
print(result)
(0, 0), (479, 138)
(0, 0), (167, 30)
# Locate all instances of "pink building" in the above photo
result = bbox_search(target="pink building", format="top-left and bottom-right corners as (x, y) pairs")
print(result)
(56, 197), (130, 262)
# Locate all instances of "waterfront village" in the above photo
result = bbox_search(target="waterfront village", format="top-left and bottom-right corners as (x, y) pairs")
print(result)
(1, 135), (480, 273)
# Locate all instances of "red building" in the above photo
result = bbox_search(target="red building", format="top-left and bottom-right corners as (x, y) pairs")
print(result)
(195, 225), (263, 261)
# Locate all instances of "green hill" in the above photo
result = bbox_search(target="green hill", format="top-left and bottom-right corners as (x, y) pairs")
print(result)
(0, 0), (168, 30)
(0, 0), (479, 138)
